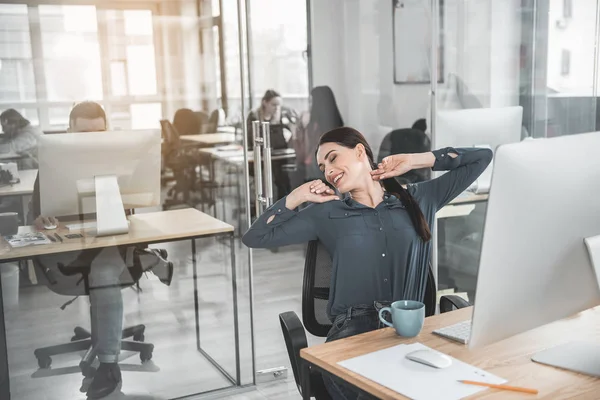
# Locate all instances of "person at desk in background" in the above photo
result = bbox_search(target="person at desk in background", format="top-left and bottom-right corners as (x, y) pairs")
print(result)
(29, 101), (172, 400)
(242, 127), (492, 400)
(293, 86), (344, 184)
(246, 89), (298, 200)
(0, 108), (43, 169)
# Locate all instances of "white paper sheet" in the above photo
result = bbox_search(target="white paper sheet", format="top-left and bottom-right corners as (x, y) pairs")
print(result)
(338, 343), (505, 400)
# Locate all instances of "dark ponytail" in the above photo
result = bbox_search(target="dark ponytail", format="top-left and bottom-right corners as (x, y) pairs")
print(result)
(381, 176), (431, 242)
(318, 127), (432, 242)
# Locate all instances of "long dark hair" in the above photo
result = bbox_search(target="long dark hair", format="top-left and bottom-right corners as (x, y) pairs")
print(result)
(309, 86), (344, 134)
(318, 127), (432, 242)
(0, 108), (30, 135)
(261, 89), (281, 105)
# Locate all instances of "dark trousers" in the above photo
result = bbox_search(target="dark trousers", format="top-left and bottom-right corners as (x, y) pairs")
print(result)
(323, 302), (390, 400)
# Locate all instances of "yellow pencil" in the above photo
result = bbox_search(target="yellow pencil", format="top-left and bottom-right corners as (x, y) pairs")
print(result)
(458, 380), (539, 395)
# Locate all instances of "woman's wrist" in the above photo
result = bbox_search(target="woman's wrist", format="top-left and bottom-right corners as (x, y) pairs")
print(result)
(409, 152), (436, 169)
(285, 193), (301, 210)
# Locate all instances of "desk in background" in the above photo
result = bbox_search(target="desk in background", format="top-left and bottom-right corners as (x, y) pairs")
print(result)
(181, 133), (236, 146)
(301, 306), (600, 399)
(0, 208), (243, 400)
(0, 169), (37, 221)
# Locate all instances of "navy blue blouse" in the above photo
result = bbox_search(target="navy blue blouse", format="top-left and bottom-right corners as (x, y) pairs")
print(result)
(243, 147), (493, 319)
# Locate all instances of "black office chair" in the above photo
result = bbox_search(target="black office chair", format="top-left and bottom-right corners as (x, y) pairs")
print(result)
(279, 240), (470, 399)
(204, 109), (220, 134)
(377, 128), (431, 185)
(33, 248), (159, 377)
(160, 119), (217, 212)
(173, 108), (201, 136)
(194, 111), (209, 134)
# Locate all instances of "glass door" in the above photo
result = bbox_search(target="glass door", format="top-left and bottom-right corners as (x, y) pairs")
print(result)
(236, 0), (312, 380)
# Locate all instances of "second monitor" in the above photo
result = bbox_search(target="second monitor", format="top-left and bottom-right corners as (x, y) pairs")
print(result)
(38, 129), (161, 236)
(435, 106), (523, 193)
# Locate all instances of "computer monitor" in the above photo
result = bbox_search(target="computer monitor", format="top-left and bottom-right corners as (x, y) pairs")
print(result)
(38, 130), (161, 236)
(435, 106), (523, 193)
(469, 132), (600, 354)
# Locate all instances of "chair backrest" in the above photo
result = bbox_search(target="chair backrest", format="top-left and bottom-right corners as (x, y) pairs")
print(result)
(202, 109), (219, 133)
(160, 119), (181, 150)
(173, 108), (201, 136)
(377, 128), (432, 184)
(302, 240), (437, 337)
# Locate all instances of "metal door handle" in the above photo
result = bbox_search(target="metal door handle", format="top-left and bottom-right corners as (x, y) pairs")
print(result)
(251, 121), (274, 215)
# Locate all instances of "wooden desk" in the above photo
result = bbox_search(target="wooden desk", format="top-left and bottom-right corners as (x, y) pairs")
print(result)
(0, 208), (232, 262)
(0, 169), (37, 198)
(0, 208), (243, 399)
(301, 306), (600, 399)
(181, 133), (236, 146)
(0, 152), (23, 162)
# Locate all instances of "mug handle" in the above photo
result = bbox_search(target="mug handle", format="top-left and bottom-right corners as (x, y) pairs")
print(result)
(378, 307), (393, 328)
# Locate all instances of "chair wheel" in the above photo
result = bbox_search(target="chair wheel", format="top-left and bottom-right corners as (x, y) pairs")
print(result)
(140, 350), (153, 363)
(133, 333), (145, 342)
(37, 356), (52, 369)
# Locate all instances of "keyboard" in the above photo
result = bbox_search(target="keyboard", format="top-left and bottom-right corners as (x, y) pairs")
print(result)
(432, 320), (472, 344)
(65, 222), (97, 231)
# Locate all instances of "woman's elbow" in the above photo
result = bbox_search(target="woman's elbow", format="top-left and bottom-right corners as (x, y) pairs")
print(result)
(241, 230), (270, 248)
(241, 231), (258, 248)
(481, 148), (493, 166)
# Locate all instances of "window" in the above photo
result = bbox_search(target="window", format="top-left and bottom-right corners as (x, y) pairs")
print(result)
(0, 4), (162, 130)
(561, 49), (570, 76)
(39, 5), (103, 102)
(0, 4), (36, 103)
(106, 9), (158, 97)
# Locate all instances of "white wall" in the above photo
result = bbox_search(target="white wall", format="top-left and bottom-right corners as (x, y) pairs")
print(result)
(310, 0), (522, 153)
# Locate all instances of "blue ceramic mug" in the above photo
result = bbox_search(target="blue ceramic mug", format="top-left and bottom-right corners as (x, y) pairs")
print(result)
(378, 300), (425, 337)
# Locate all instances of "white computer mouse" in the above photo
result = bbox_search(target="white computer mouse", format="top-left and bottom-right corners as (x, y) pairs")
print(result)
(405, 349), (452, 369)
(43, 223), (57, 230)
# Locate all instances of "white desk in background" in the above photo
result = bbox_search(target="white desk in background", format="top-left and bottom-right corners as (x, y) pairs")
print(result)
(0, 169), (38, 222)
(181, 133), (236, 146)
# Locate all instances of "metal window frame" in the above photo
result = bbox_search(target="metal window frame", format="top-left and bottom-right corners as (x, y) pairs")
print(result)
(1, 1), (164, 130)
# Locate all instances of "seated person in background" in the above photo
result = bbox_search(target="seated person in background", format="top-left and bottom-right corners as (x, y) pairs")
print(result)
(246, 89), (298, 200)
(293, 86), (344, 183)
(243, 127), (492, 399)
(377, 128), (432, 185)
(29, 101), (172, 400)
(0, 108), (43, 169)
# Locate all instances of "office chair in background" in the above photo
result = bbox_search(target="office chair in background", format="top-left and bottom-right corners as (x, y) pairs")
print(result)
(377, 128), (431, 185)
(203, 109), (220, 134)
(160, 119), (217, 212)
(194, 111), (209, 134)
(33, 249), (158, 377)
(279, 240), (469, 400)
